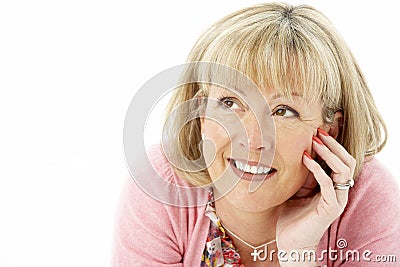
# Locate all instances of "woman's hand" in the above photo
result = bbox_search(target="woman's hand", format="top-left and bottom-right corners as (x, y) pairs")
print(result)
(276, 128), (356, 265)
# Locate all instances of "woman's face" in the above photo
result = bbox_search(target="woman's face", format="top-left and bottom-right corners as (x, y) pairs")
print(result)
(201, 84), (325, 212)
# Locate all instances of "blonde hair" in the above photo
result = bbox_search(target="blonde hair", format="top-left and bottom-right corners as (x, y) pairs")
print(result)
(164, 2), (387, 186)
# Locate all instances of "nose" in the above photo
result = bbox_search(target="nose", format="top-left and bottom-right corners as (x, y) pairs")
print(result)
(240, 113), (274, 151)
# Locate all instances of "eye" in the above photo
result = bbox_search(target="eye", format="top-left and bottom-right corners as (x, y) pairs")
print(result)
(217, 96), (242, 110)
(272, 106), (299, 118)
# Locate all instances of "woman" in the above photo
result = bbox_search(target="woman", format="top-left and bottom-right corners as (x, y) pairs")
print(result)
(113, 3), (400, 266)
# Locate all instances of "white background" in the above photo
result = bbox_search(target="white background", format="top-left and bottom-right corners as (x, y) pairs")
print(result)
(0, 1), (398, 266)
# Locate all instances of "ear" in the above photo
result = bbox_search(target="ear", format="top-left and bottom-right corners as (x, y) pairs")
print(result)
(328, 111), (343, 139)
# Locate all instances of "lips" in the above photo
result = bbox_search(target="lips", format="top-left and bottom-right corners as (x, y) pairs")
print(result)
(229, 158), (277, 181)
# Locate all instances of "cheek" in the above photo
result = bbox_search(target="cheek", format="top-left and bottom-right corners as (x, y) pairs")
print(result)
(275, 126), (314, 193)
(202, 119), (230, 148)
(202, 119), (232, 165)
(202, 119), (232, 181)
(275, 123), (314, 164)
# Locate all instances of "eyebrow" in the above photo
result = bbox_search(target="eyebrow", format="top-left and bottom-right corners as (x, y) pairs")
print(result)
(271, 92), (304, 100)
(219, 86), (304, 100)
(224, 86), (247, 96)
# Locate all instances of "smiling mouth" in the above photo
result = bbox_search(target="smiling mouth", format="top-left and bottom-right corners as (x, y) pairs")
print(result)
(229, 158), (277, 181)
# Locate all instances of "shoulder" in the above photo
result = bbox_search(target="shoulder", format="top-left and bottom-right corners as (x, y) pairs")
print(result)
(349, 157), (399, 207)
(331, 158), (400, 255)
(123, 144), (209, 215)
(112, 144), (210, 265)
(344, 157), (400, 226)
(357, 156), (397, 185)
(317, 158), (400, 265)
(130, 144), (209, 207)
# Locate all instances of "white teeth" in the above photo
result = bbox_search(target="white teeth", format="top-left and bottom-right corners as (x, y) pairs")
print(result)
(233, 160), (272, 174)
(244, 164), (251, 173)
(250, 166), (257, 174)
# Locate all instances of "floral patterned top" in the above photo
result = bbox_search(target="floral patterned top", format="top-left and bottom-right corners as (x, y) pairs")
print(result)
(200, 190), (245, 267)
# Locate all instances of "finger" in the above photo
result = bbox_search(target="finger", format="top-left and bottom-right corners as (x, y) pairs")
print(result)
(317, 129), (356, 174)
(303, 152), (336, 202)
(310, 137), (351, 206)
(303, 152), (348, 217)
(312, 137), (351, 183)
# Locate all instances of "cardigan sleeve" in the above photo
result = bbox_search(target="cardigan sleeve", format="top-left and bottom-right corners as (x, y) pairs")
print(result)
(111, 177), (184, 266)
(111, 145), (210, 266)
(324, 158), (400, 266)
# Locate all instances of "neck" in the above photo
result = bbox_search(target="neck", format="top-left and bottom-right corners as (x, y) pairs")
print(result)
(214, 197), (282, 247)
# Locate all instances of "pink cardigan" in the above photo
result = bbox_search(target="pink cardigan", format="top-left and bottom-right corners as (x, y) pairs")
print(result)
(112, 146), (400, 266)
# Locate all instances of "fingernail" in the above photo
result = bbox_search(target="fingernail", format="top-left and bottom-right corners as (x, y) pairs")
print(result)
(312, 136), (324, 145)
(303, 151), (312, 159)
(317, 128), (329, 137)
